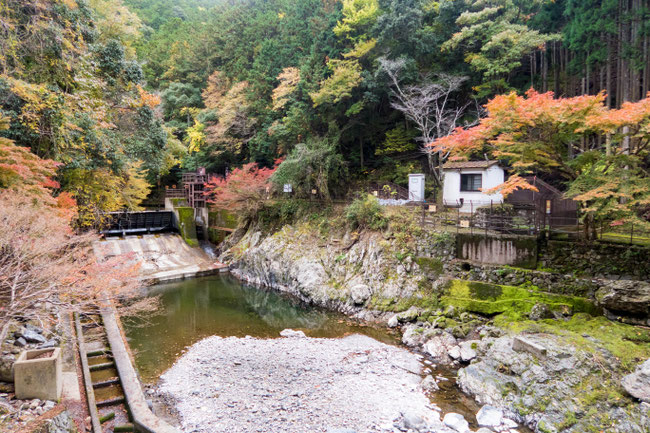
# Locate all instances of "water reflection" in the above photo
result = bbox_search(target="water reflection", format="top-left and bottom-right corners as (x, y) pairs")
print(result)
(123, 275), (397, 382)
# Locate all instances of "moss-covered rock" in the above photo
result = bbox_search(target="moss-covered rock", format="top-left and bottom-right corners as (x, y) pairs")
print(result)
(440, 280), (600, 320)
(414, 256), (444, 277)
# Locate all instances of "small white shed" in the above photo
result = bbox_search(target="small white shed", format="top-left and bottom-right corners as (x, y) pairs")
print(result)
(442, 160), (505, 213)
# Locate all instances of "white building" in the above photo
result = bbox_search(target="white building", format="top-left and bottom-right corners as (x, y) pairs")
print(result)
(442, 160), (505, 213)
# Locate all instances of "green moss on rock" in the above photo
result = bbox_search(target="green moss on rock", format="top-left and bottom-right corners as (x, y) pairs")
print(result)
(440, 280), (600, 319)
(176, 207), (198, 247)
(415, 256), (444, 276)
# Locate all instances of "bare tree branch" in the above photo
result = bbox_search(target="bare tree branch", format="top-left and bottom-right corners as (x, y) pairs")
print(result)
(379, 57), (474, 184)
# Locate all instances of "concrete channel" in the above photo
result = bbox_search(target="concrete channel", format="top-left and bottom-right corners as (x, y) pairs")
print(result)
(76, 307), (180, 433)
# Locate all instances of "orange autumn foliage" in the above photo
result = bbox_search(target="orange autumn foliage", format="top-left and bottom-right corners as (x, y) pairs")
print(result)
(430, 89), (610, 194)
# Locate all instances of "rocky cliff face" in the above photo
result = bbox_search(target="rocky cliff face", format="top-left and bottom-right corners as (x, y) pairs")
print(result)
(221, 224), (454, 319)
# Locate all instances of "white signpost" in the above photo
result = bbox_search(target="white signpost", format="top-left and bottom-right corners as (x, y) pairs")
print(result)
(283, 184), (292, 193)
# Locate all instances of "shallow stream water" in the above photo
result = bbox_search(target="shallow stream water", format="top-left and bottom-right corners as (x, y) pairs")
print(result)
(123, 274), (481, 426)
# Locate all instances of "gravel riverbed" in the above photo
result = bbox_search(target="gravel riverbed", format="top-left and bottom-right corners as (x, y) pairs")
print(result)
(157, 332), (455, 433)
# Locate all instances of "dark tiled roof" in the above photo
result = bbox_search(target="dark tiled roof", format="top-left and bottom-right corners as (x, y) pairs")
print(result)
(443, 160), (499, 169)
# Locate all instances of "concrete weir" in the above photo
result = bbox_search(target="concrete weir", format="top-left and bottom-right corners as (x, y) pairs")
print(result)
(93, 233), (227, 283)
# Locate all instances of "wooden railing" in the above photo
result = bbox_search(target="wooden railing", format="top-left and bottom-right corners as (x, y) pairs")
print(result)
(367, 182), (410, 200)
(165, 188), (186, 199)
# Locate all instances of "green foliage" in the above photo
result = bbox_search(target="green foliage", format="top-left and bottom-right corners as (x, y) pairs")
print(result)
(311, 60), (363, 108)
(0, 0), (175, 227)
(442, 1), (560, 96)
(344, 194), (387, 231)
(272, 136), (348, 199)
(334, 0), (381, 41)
(375, 125), (417, 156)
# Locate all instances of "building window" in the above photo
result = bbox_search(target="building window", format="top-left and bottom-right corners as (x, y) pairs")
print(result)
(460, 174), (482, 192)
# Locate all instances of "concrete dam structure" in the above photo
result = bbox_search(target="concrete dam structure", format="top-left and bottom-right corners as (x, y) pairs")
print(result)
(93, 234), (225, 283)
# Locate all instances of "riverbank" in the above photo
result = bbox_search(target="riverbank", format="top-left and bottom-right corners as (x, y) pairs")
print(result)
(218, 216), (650, 433)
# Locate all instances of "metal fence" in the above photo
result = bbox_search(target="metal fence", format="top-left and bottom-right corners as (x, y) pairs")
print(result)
(546, 217), (650, 246)
(419, 203), (539, 237)
(417, 203), (650, 245)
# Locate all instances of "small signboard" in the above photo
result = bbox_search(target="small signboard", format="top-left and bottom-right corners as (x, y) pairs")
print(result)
(283, 184), (292, 193)
(459, 220), (470, 228)
(428, 204), (436, 213)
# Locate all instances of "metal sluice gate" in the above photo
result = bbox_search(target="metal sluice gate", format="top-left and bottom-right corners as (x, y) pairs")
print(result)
(100, 211), (176, 236)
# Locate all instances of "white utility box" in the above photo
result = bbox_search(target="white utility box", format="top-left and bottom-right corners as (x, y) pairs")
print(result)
(408, 173), (425, 202)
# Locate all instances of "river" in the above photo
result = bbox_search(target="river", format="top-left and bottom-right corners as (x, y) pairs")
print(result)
(122, 274), (481, 428)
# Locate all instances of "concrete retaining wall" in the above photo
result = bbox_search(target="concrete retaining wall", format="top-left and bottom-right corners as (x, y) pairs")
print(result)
(456, 233), (538, 269)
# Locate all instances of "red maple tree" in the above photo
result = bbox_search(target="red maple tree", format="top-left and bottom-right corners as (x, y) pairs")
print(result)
(204, 160), (281, 218)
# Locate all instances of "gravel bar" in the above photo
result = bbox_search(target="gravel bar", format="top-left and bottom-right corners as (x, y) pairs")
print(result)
(156, 332), (446, 433)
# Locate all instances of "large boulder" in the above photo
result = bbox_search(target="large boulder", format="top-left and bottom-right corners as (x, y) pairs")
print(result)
(458, 334), (650, 432)
(348, 283), (371, 305)
(596, 280), (650, 325)
(476, 405), (503, 427)
(423, 331), (457, 363)
(622, 359), (650, 402)
(442, 413), (469, 433)
(0, 353), (15, 382)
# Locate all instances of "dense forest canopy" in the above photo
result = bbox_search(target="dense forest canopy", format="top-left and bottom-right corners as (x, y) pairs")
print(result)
(0, 0), (649, 227)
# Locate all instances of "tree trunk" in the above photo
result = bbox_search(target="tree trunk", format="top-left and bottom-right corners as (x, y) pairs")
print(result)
(542, 43), (548, 93)
(607, 32), (613, 107)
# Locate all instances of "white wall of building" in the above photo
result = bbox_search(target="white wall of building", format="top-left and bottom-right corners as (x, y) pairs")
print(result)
(442, 165), (505, 213)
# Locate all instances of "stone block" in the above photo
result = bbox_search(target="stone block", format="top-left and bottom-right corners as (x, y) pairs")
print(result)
(512, 336), (547, 359)
(14, 348), (62, 401)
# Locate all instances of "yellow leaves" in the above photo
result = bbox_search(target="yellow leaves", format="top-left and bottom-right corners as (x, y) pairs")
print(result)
(272, 67), (300, 111)
(202, 70), (229, 109)
(184, 119), (206, 153)
(58, 0), (78, 9)
(202, 80), (253, 154)
(310, 60), (362, 107)
(8, 77), (58, 134)
(64, 166), (151, 227)
(333, 0), (380, 41)
(122, 162), (151, 211)
(343, 38), (377, 59)
(87, 0), (142, 51)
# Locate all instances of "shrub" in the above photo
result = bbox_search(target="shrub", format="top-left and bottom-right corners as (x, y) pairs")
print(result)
(271, 135), (347, 199)
(345, 194), (387, 231)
